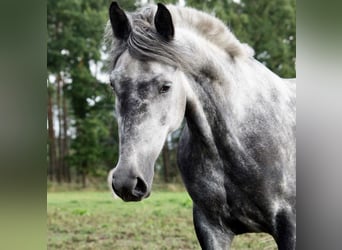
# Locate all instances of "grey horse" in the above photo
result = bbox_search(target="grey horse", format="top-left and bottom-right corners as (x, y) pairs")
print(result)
(106, 2), (296, 250)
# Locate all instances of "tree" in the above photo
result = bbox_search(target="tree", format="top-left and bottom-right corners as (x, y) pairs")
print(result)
(47, 0), (121, 185)
(47, 80), (56, 182)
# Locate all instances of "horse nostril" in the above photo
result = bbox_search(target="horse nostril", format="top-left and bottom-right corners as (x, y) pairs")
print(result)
(134, 177), (147, 197)
(111, 173), (148, 201)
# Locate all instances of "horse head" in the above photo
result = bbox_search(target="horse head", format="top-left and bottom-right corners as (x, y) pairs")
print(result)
(108, 2), (187, 201)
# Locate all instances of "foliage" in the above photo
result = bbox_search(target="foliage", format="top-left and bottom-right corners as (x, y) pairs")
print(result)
(48, 0), (106, 72)
(48, 191), (277, 249)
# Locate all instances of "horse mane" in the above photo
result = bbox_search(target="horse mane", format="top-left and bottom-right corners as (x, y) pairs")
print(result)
(104, 4), (254, 74)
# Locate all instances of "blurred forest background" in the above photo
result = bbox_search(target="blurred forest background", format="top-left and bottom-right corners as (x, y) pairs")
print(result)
(47, 0), (295, 189)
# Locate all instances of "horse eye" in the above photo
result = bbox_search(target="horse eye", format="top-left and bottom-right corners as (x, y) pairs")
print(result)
(110, 81), (116, 92)
(159, 83), (171, 94)
(110, 81), (113, 88)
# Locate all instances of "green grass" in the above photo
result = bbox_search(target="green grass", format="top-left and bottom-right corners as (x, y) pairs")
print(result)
(47, 191), (277, 249)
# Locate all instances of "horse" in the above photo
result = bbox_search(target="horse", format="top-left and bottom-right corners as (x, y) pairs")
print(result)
(105, 2), (296, 249)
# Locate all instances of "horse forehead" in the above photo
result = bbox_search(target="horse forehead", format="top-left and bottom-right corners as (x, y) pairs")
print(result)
(112, 53), (175, 82)
(112, 55), (145, 78)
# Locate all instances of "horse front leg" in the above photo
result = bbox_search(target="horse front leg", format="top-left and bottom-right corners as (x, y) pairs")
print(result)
(274, 210), (296, 250)
(193, 205), (234, 250)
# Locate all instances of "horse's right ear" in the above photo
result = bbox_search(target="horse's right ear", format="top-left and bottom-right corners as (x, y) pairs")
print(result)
(155, 3), (174, 41)
(109, 2), (131, 40)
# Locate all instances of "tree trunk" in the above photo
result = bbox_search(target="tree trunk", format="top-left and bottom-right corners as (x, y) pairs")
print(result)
(81, 163), (87, 188)
(56, 74), (62, 183)
(162, 142), (170, 183)
(62, 88), (71, 182)
(47, 85), (56, 182)
(82, 172), (86, 188)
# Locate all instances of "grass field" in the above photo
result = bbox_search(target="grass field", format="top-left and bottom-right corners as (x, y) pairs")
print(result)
(47, 191), (277, 249)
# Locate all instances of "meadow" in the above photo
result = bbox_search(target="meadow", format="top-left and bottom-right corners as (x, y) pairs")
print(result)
(47, 190), (277, 249)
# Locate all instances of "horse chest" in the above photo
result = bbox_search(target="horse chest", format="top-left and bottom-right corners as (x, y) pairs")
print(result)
(178, 129), (274, 233)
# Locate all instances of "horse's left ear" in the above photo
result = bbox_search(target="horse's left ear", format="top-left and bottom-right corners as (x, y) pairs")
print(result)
(155, 3), (174, 41)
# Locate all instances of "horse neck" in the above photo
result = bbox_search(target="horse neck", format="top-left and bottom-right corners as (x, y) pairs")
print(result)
(184, 57), (286, 152)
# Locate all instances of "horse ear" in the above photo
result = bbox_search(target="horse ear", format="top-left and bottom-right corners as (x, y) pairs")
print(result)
(109, 1), (131, 40)
(155, 3), (174, 41)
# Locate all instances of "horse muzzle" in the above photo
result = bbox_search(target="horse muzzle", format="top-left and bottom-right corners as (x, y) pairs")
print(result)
(111, 169), (149, 202)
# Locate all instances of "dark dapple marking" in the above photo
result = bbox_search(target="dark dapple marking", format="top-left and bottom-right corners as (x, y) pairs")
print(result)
(105, 2), (296, 250)
(200, 66), (219, 82)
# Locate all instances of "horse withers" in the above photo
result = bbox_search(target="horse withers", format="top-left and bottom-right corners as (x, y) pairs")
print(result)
(105, 2), (296, 249)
